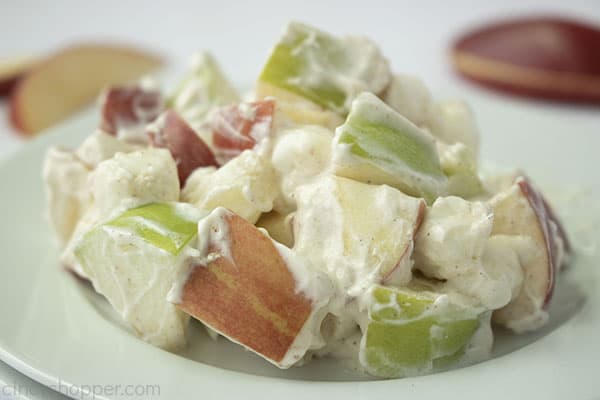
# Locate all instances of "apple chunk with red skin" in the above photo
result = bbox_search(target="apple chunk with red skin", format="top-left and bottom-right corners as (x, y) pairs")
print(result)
(148, 110), (218, 186)
(491, 176), (563, 332)
(172, 208), (328, 367)
(210, 99), (276, 164)
(100, 84), (163, 138)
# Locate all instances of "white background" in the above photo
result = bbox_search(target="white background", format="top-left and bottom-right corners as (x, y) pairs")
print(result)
(0, 1), (598, 398)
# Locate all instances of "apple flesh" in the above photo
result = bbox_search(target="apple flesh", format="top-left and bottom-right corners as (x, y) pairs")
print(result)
(91, 148), (180, 218)
(359, 285), (490, 378)
(210, 99), (275, 164)
(490, 176), (561, 332)
(148, 110), (218, 186)
(171, 208), (331, 367)
(43, 147), (91, 246)
(382, 73), (432, 127)
(181, 150), (278, 224)
(75, 202), (206, 349)
(10, 44), (162, 135)
(0, 55), (37, 96)
(293, 175), (426, 289)
(168, 51), (240, 130)
(257, 22), (391, 115)
(332, 92), (447, 203)
(100, 84), (163, 140)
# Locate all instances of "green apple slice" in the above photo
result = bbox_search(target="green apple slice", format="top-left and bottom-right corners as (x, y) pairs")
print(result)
(168, 52), (240, 131)
(75, 202), (206, 350)
(359, 285), (490, 378)
(258, 22), (390, 115)
(333, 92), (447, 202)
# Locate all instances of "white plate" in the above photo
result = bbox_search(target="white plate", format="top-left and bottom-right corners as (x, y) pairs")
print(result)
(0, 93), (599, 400)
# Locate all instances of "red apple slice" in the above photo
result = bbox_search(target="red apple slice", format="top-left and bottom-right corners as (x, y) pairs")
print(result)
(10, 44), (163, 135)
(173, 208), (318, 367)
(452, 17), (600, 103)
(148, 110), (218, 186)
(100, 84), (163, 139)
(0, 56), (37, 97)
(211, 99), (275, 164)
(491, 176), (560, 331)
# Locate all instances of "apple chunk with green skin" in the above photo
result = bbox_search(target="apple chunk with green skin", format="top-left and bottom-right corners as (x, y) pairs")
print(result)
(258, 22), (390, 115)
(333, 92), (447, 203)
(293, 176), (426, 290)
(148, 110), (218, 186)
(210, 99), (276, 164)
(168, 52), (240, 130)
(171, 208), (331, 368)
(75, 202), (206, 350)
(490, 176), (564, 332)
(359, 285), (491, 378)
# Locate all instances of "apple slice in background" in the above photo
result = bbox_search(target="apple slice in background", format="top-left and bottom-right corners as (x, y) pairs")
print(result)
(490, 176), (566, 332)
(99, 84), (163, 141)
(75, 202), (206, 350)
(359, 285), (491, 378)
(10, 44), (163, 135)
(452, 17), (600, 103)
(293, 175), (426, 289)
(332, 92), (447, 203)
(148, 110), (218, 186)
(0, 55), (37, 96)
(171, 208), (331, 368)
(210, 99), (276, 164)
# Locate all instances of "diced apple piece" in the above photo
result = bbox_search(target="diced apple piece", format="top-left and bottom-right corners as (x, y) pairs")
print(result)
(75, 202), (206, 349)
(490, 176), (561, 332)
(43, 147), (92, 246)
(414, 196), (514, 309)
(426, 100), (480, 158)
(382, 74), (432, 127)
(75, 129), (142, 168)
(0, 55), (37, 96)
(293, 176), (425, 291)
(255, 81), (344, 130)
(181, 151), (277, 224)
(91, 148), (179, 218)
(171, 208), (331, 367)
(359, 285), (491, 378)
(99, 83), (163, 141)
(332, 92), (447, 202)
(168, 52), (240, 131)
(257, 22), (391, 115)
(210, 99), (275, 164)
(438, 142), (485, 199)
(256, 211), (295, 248)
(10, 44), (162, 135)
(148, 110), (217, 186)
(270, 125), (333, 213)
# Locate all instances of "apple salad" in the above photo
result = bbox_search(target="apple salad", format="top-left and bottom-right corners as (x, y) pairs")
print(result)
(43, 22), (570, 379)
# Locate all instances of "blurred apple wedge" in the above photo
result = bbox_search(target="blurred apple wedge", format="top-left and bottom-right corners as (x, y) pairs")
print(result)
(170, 208), (332, 368)
(333, 92), (447, 203)
(10, 44), (163, 135)
(0, 55), (37, 96)
(359, 285), (491, 378)
(74, 202), (206, 350)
